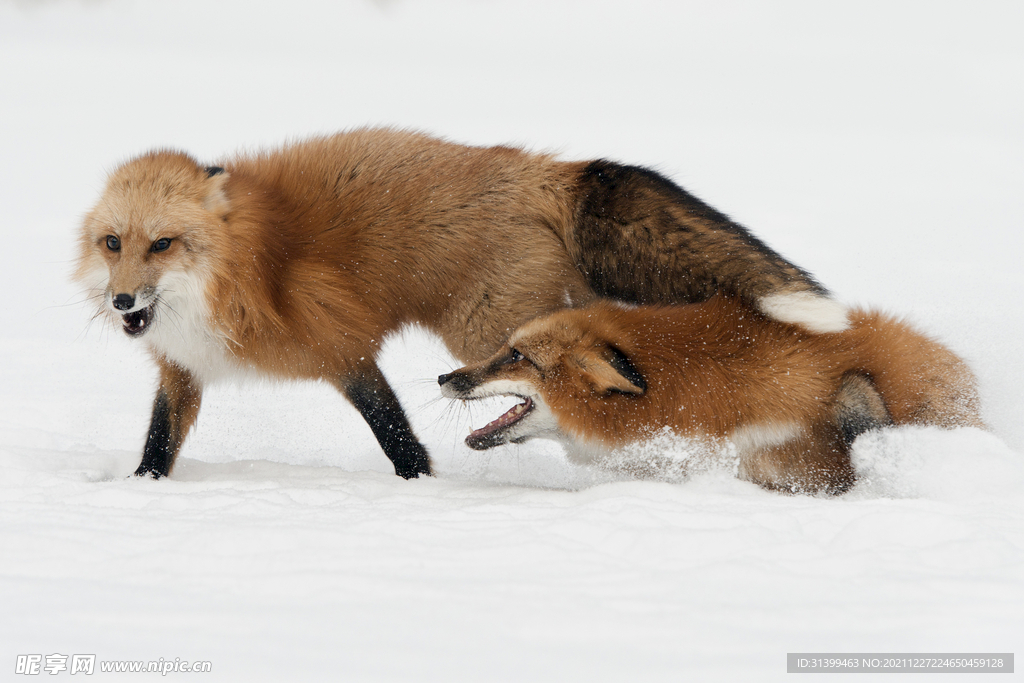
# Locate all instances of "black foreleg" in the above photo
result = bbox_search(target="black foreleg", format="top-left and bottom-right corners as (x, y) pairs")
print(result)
(135, 359), (203, 478)
(340, 364), (432, 479)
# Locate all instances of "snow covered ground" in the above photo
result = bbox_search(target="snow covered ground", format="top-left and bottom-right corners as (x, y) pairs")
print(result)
(1, 0), (1022, 680)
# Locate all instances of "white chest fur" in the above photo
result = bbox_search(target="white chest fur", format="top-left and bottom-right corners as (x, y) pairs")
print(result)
(144, 270), (254, 385)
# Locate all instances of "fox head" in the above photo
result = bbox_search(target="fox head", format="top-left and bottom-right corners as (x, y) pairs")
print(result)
(75, 151), (231, 339)
(438, 306), (647, 450)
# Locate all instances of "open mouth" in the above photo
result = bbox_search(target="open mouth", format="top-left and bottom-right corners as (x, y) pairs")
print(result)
(466, 396), (533, 450)
(121, 304), (155, 337)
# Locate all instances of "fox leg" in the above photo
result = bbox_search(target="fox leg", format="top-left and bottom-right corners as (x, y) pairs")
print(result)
(739, 375), (893, 494)
(135, 358), (203, 478)
(569, 160), (848, 333)
(338, 363), (432, 479)
(740, 425), (858, 495)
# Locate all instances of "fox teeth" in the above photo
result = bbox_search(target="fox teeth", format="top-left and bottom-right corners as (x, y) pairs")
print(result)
(475, 399), (532, 431)
(485, 402), (525, 428)
(466, 397), (535, 448)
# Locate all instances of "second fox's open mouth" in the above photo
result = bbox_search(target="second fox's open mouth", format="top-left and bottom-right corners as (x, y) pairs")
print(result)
(466, 397), (534, 450)
(122, 304), (154, 337)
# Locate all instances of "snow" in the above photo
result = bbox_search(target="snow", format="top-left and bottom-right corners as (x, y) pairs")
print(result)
(1, 0), (1022, 680)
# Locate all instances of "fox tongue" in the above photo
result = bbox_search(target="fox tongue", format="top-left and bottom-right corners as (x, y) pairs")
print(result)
(468, 398), (533, 443)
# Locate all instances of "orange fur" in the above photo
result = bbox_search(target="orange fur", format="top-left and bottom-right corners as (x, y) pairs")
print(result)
(440, 297), (984, 494)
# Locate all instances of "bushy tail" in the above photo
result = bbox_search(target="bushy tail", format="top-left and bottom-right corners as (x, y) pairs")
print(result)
(567, 160), (850, 333)
(845, 310), (985, 430)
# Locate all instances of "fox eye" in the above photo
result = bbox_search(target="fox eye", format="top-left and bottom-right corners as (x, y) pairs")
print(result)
(508, 349), (525, 363)
(105, 235), (120, 251)
(151, 238), (172, 252)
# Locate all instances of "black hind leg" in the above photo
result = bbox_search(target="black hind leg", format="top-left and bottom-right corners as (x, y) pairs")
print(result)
(338, 363), (432, 479)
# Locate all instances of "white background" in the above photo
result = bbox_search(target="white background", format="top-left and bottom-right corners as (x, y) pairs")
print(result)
(1, 1), (1022, 680)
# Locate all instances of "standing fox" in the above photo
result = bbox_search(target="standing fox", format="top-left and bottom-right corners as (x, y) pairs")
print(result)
(76, 128), (847, 479)
(438, 297), (984, 494)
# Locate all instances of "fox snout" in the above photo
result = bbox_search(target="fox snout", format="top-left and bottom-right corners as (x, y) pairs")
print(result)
(107, 284), (156, 312)
(437, 370), (477, 396)
(106, 285), (158, 338)
(112, 293), (135, 311)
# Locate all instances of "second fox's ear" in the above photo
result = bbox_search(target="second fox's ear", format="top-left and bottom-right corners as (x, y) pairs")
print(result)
(581, 346), (646, 395)
(202, 166), (231, 217)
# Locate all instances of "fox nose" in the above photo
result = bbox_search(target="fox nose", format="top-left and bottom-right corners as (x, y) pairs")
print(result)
(438, 371), (475, 394)
(112, 293), (135, 311)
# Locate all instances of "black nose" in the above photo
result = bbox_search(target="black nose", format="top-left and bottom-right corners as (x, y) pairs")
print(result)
(438, 372), (475, 393)
(112, 293), (135, 311)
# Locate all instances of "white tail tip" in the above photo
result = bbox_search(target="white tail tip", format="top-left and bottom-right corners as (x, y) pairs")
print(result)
(758, 291), (850, 334)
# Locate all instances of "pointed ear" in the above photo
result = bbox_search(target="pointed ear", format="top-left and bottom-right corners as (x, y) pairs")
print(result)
(581, 346), (646, 395)
(202, 166), (231, 217)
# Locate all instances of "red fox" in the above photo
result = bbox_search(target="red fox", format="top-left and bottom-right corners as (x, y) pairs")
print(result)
(75, 128), (847, 479)
(438, 297), (984, 494)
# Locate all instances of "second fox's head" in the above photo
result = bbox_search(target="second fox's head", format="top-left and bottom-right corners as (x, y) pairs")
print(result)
(438, 308), (647, 450)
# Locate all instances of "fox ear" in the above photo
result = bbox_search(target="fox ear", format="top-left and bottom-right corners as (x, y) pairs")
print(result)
(202, 166), (231, 217)
(582, 346), (646, 395)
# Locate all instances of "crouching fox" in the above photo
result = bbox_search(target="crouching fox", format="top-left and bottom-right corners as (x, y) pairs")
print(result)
(438, 297), (983, 494)
(76, 128), (846, 479)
